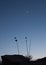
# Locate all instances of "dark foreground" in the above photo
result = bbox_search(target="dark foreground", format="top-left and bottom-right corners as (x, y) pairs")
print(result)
(0, 55), (46, 65)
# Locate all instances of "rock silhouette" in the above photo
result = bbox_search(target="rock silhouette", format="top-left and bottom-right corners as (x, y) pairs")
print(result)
(1, 55), (29, 65)
(1, 55), (46, 65)
(0, 61), (2, 65)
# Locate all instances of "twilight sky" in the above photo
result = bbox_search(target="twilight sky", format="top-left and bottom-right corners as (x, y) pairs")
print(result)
(0, 0), (46, 60)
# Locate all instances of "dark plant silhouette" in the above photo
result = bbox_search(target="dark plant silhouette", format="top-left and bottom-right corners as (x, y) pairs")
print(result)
(25, 55), (32, 61)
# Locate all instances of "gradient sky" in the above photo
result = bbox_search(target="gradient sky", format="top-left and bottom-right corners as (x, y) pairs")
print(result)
(0, 0), (46, 60)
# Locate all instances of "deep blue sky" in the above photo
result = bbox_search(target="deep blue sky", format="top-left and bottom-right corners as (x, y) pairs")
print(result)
(0, 0), (46, 60)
